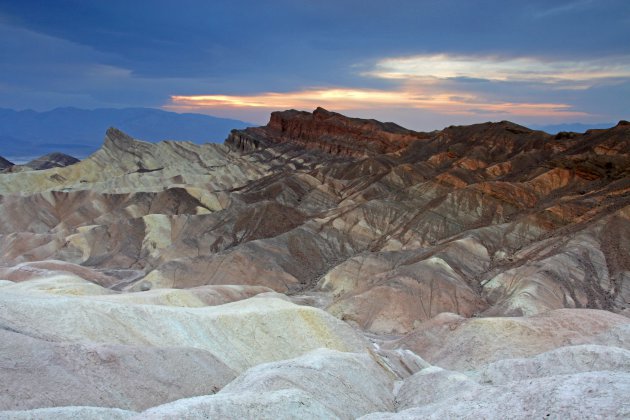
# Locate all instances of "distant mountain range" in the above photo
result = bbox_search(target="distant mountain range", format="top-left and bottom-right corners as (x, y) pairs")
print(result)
(0, 107), (252, 161)
(0, 106), (617, 161)
(530, 122), (615, 134)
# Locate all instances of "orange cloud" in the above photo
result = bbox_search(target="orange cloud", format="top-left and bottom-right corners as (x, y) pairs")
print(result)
(166, 87), (586, 118)
(170, 88), (428, 110)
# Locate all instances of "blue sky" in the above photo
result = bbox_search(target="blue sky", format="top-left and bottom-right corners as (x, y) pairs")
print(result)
(0, 0), (628, 130)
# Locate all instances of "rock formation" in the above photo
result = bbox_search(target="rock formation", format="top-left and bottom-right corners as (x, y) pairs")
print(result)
(0, 108), (628, 418)
(0, 156), (13, 170)
(226, 107), (425, 157)
(1, 152), (80, 173)
(24, 152), (80, 170)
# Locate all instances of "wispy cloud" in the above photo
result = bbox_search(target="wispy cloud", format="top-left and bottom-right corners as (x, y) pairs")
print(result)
(364, 54), (630, 86)
(533, 0), (595, 18)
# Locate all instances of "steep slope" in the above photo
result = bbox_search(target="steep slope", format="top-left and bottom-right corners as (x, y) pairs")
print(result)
(0, 156), (13, 170)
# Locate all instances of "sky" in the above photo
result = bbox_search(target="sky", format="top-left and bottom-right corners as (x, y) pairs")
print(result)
(0, 0), (629, 130)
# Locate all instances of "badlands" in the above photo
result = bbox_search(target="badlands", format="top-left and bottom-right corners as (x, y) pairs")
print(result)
(0, 108), (629, 419)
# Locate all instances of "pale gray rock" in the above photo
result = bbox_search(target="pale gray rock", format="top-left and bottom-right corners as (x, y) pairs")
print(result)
(134, 389), (339, 420)
(0, 274), (274, 307)
(373, 348), (431, 379)
(0, 292), (367, 372)
(0, 275), (115, 296)
(588, 323), (630, 349)
(0, 329), (236, 411)
(219, 348), (395, 418)
(360, 371), (630, 420)
(476, 344), (630, 385)
(0, 406), (136, 420)
(395, 366), (482, 410)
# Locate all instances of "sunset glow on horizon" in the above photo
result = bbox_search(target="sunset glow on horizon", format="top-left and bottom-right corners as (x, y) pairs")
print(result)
(167, 86), (587, 120)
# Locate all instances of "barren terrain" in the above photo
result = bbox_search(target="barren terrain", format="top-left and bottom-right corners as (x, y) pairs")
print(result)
(1, 108), (629, 419)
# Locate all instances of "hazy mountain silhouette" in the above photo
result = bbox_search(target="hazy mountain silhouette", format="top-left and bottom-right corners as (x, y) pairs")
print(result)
(530, 122), (614, 134)
(0, 107), (251, 160)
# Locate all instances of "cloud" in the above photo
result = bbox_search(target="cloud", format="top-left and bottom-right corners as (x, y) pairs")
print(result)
(3, 1), (626, 130)
(170, 88), (428, 110)
(364, 54), (630, 86)
(165, 52), (629, 126)
(167, 87), (586, 119)
(533, 0), (595, 18)
(0, 22), (135, 107)
(0, 21), (241, 110)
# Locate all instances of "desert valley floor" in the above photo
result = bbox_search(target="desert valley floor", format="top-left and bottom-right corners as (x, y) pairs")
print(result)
(0, 108), (629, 419)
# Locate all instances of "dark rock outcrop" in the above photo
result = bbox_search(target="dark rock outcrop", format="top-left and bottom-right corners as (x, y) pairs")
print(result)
(2, 153), (80, 173)
(0, 156), (14, 170)
(24, 152), (80, 170)
(226, 107), (426, 157)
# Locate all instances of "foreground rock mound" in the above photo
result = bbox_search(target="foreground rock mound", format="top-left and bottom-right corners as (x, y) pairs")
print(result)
(219, 349), (395, 417)
(362, 371), (630, 419)
(138, 349), (395, 419)
(0, 292), (366, 372)
(0, 329), (236, 411)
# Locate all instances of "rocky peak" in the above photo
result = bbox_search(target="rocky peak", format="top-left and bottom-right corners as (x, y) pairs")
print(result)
(104, 127), (136, 149)
(101, 127), (159, 164)
(226, 107), (425, 157)
(0, 155), (14, 170)
(97, 127), (177, 174)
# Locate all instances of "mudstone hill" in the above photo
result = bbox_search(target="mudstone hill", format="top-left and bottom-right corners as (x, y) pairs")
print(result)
(0, 108), (629, 419)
